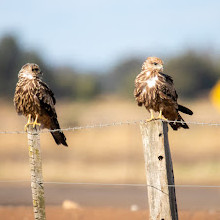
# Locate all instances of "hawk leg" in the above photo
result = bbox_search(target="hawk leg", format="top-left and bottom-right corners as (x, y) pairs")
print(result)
(145, 109), (156, 122)
(156, 110), (167, 121)
(33, 114), (41, 128)
(24, 114), (34, 131)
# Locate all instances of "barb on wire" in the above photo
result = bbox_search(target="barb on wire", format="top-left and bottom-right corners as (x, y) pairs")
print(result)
(0, 130), (27, 135)
(0, 119), (220, 135)
(0, 120), (141, 135)
(0, 180), (220, 188)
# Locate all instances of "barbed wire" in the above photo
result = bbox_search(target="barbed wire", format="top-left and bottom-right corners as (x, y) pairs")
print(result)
(0, 120), (219, 190)
(0, 120), (140, 135)
(0, 119), (220, 135)
(0, 180), (219, 188)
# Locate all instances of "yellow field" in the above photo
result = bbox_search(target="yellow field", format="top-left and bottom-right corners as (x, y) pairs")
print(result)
(0, 96), (220, 184)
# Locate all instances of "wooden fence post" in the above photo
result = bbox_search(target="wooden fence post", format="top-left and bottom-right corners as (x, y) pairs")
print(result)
(140, 120), (178, 220)
(27, 126), (46, 220)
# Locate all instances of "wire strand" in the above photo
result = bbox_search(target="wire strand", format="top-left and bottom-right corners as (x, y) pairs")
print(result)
(0, 180), (219, 188)
(0, 119), (220, 135)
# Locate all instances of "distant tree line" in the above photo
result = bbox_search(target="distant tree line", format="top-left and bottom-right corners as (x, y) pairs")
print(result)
(0, 34), (219, 101)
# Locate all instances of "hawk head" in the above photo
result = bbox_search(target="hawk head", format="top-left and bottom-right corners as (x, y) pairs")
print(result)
(18, 63), (43, 79)
(142, 57), (164, 72)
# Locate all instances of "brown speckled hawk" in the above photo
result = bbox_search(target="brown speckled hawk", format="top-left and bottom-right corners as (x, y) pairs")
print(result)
(134, 57), (193, 130)
(14, 63), (68, 146)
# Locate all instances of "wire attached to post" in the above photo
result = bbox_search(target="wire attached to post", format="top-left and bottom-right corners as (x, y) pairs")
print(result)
(0, 119), (220, 135)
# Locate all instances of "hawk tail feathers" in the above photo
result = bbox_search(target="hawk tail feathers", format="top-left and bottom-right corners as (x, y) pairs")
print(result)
(169, 113), (189, 130)
(50, 117), (68, 147)
(178, 104), (193, 115)
(51, 131), (68, 147)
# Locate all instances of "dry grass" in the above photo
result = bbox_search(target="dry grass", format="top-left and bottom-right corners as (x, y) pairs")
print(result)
(0, 96), (220, 184)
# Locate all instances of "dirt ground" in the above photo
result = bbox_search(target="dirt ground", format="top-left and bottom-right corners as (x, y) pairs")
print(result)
(0, 206), (219, 220)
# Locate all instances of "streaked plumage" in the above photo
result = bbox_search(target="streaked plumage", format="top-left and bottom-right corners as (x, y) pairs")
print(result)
(14, 63), (68, 146)
(134, 57), (193, 130)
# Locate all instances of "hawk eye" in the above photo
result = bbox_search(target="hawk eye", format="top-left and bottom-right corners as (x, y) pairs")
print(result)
(153, 62), (158, 65)
(32, 68), (38, 72)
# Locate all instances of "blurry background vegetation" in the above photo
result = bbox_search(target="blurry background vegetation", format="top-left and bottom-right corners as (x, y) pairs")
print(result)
(0, 34), (220, 101)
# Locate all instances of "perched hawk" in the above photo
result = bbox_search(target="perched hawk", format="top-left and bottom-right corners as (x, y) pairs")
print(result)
(14, 63), (68, 146)
(134, 57), (193, 130)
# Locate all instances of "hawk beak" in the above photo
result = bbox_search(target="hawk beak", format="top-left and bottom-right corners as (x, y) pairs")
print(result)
(158, 64), (163, 71)
(40, 71), (43, 76)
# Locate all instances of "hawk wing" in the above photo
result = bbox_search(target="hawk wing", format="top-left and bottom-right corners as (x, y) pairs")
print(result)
(157, 73), (191, 130)
(37, 81), (68, 146)
(134, 71), (148, 106)
(157, 72), (178, 105)
(37, 81), (56, 118)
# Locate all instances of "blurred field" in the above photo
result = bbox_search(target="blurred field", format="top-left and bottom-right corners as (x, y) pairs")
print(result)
(0, 96), (220, 185)
(0, 206), (219, 220)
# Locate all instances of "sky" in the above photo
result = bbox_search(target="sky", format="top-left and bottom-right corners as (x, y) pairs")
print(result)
(0, 0), (220, 71)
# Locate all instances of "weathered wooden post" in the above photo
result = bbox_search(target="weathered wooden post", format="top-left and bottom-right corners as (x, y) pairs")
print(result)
(27, 126), (46, 220)
(140, 120), (178, 220)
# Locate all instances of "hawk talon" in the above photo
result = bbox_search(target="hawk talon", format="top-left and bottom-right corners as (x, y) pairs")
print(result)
(145, 110), (156, 122)
(156, 110), (167, 121)
(33, 121), (41, 128)
(33, 114), (41, 128)
(145, 110), (167, 123)
(24, 122), (34, 131)
(24, 114), (33, 131)
(145, 118), (155, 122)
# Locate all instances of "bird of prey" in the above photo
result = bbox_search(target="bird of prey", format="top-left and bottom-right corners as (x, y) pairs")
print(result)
(134, 57), (193, 130)
(14, 63), (68, 146)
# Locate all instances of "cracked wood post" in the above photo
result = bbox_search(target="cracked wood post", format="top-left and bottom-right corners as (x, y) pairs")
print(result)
(140, 120), (178, 220)
(27, 126), (46, 220)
